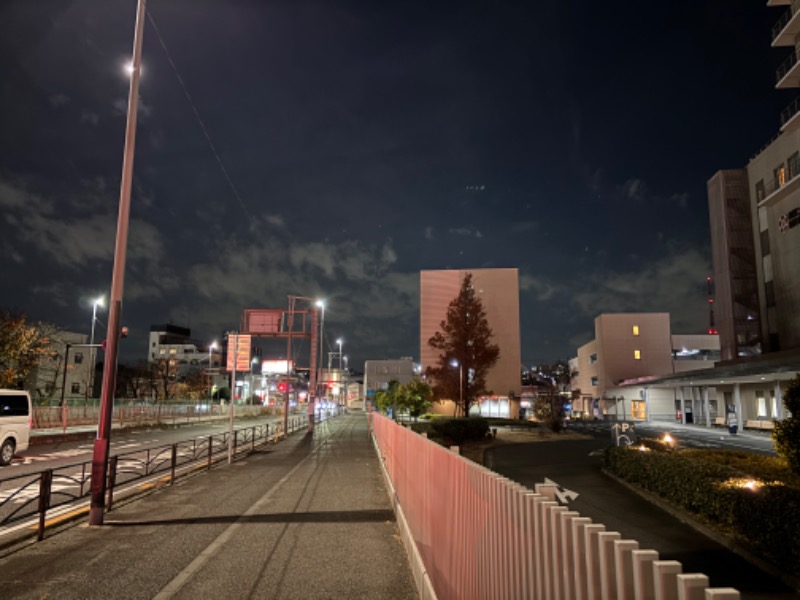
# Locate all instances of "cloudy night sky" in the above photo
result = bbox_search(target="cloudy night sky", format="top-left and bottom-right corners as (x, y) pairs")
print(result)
(0, 0), (788, 369)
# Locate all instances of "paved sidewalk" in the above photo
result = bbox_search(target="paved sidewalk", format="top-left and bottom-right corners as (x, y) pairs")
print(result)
(0, 413), (417, 600)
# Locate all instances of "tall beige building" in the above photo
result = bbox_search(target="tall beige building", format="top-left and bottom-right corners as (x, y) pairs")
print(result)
(420, 269), (521, 417)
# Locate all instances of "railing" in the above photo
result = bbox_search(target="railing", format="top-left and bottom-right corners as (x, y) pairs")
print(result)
(0, 415), (315, 542)
(31, 403), (287, 430)
(780, 95), (800, 128)
(771, 0), (800, 42)
(776, 48), (799, 84)
(371, 414), (741, 600)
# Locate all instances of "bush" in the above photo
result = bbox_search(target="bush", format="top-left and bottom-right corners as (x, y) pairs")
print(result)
(604, 446), (800, 577)
(430, 417), (490, 445)
(774, 375), (800, 475)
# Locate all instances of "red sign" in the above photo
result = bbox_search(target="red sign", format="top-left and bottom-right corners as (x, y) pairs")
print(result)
(226, 334), (252, 371)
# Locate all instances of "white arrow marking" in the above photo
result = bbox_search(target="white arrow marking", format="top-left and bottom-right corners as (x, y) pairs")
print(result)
(544, 477), (580, 504)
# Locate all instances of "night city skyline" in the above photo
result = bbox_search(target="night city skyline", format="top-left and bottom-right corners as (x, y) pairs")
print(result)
(0, 0), (788, 369)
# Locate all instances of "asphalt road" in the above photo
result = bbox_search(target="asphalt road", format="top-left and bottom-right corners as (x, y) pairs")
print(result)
(485, 438), (797, 600)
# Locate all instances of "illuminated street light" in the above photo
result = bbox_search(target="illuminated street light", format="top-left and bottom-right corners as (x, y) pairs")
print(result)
(88, 296), (105, 399)
(450, 359), (463, 414)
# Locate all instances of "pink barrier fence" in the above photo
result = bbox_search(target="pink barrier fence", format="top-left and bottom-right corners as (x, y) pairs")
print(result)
(371, 413), (741, 600)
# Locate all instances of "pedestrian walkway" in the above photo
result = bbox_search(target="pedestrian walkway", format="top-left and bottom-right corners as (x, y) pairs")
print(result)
(0, 413), (418, 600)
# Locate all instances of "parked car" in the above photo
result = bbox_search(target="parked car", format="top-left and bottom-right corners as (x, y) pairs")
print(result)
(0, 389), (32, 466)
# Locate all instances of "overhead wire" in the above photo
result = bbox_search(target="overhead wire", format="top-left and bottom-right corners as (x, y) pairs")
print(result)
(145, 9), (253, 221)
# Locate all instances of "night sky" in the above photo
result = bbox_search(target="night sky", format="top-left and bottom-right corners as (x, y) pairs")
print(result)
(0, 1), (788, 370)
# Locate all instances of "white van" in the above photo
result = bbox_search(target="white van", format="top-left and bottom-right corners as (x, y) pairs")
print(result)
(0, 390), (32, 466)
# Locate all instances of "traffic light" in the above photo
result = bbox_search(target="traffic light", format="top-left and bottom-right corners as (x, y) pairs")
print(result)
(278, 382), (287, 393)
(120, 326), (129, 338)
(327, 381), (335, 390)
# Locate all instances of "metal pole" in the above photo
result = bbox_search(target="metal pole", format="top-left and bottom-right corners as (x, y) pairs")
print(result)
(88, 0), (146, 527)
(60, 344), (70, 433)
(284, 299), (294, 435)
(229, 333), (237, 464)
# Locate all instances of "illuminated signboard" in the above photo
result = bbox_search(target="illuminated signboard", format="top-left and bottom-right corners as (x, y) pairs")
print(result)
(226, 334), (252, 371)
(261, 359), (294, 374)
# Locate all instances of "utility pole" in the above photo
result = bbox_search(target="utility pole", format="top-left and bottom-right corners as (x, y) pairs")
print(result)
(88, 0), (146, 527)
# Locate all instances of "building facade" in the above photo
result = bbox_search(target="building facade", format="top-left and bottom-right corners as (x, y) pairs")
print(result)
(572, 314), (719, 421)
(420, 268), (522, 417)
(26, 331), (92, 403)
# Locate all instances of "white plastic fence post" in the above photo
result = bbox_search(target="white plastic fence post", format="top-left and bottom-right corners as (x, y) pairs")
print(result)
(704, 589), (740, 600)
(613, 540), (639, 600)
(677, 574), (709, 600)
(571, 517), (592, 600)
(584, 524), (607, 598)
(598, 531), (622, 600)
(559, 511), (580, 600)
(653, 560), (683, 600)
(632, 549), (659, 600)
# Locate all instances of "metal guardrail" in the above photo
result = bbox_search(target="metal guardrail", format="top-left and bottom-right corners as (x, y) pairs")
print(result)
(0, 415), (315, 542)
(776, 48), (799, 84)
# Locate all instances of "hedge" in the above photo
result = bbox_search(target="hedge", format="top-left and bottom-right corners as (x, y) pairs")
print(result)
(604, 444), (800, 578)
(429, 417), (490, 445)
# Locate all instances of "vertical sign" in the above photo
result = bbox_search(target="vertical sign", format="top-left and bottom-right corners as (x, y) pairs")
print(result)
(226, 334), (252, 371)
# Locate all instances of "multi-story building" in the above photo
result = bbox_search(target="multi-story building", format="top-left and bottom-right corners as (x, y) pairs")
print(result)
(572, 314), (719, 421)
(147, 324), (219, 379)
(420, 268), (522, 417)
(363, 358), (416, 408)
(26, 331), (93, 403)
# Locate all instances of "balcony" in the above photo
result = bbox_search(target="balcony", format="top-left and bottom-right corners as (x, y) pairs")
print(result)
(780, 96), (800, 130)
(768, 0), (791, 6)
(759, 168), (800, 208)
(776, 48), (800, 87)
(772, 0), (800, 46)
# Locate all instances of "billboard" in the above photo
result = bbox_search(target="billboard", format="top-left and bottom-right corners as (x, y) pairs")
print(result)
(226, 334), (252, 371)
(242, 309), (283, 334)
(261, 359), (294, 374)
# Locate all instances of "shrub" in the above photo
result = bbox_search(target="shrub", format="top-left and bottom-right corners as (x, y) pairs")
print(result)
(604, 446), (800, 577)
(774, 375), (800, 475)
(430, 417), (490, 445)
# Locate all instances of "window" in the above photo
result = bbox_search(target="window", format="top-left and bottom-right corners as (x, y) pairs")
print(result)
(590, 376), (598, 387)
(169, 348), (177, 355)
(789, 152), (800, 179)
(159, 348), (166, 355)
(589, 354), (597, 364)
(632, 325), (639, 336)
(71, 382), (80, 394)
(634, 350), (641, 360)
(0, 394), (29, 417)
(73, 352), (84, 364)
(775, 164), (786, 187)
(756, 391), (767, 418)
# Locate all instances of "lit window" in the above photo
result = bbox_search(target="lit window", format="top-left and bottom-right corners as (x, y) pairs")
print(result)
(634, 350), (641, 360)
(159, 349), (166, 355)
(169, 348), (177, 355)
(632, 325), (639, 336)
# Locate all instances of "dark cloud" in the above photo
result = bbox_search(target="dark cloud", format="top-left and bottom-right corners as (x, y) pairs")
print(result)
(0, 0), (780, 367)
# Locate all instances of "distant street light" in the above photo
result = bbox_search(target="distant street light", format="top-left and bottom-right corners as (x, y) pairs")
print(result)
(337, 338), (343, 370)
(88, 296), (105, 400)
(208, 341), (217, 406)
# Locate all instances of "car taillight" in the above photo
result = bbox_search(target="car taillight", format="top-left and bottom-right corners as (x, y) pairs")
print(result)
(29, 416), (33, 428)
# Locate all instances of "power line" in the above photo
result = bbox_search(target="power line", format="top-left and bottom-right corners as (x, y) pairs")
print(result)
(146, 9), (253, 221)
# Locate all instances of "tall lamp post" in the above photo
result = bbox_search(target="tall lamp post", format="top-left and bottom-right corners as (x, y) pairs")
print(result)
(89, 0), (146, 527)
(336, 338), (343, 407)
(208, 341), (217, 408)
(316, 300), (325, 401)
(88, 296), (104, 400)
(451, 359), (463, 417)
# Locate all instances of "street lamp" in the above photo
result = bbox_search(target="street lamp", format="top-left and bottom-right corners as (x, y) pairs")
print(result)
(208, 341), (217, 407)
(88, 296), (105, 401)
(316, 299), (325, 400)
(450, 359), (463, 416)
